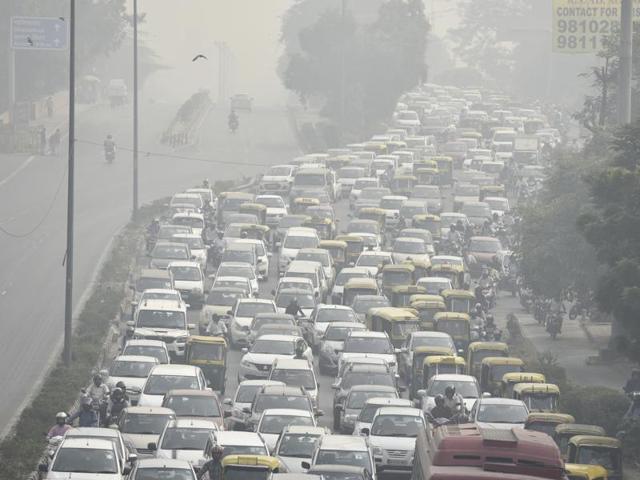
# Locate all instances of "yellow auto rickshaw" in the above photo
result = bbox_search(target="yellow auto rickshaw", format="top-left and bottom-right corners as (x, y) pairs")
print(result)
(390, 174), (417, 196)
(567, 436), (622, 480)
(412, 214), (441, 242)
(500, 372), (546, 398)
(430, 264), (465, 289)
(434, 312), (471, 354)
(410, 295), (446, 330)
(409, 345), (458, 399)
(326, 155), (352, 171)
(390, 285), (427, 307)
(524, 412), (575, 437)
(363, 141), (389, 155)
(319, 240), (347, 271)
(401, 258), (432, 281)
(381, 264), (415, 297)
(415, 167), (439, 185)
(387, 140), (407, 154)
(466, 341), (510, 379)
(564, 464), (609, 480)
(185, 336), (228, 394)
(555, 423), (606, 459)
(303, 216), (334, 240)
(357, 207), (386, 228)
(480, 357), (525, 395)
(429, 156), (453, 185)
(221, 455), (284, 480)
(342, 277), (379, 306)
(291, 197), (320, 214)
(335, 234), (364, 266)
(412, 158), (438, 174)
(480, 184), (507, 201)
(237, 223), (270, 242)
(513, 383), (561, 412)
(238, 203), (267, 225)
(366, 307), (420, 348)
(441, 289), (476, 314)
(423, 355), (466, 384)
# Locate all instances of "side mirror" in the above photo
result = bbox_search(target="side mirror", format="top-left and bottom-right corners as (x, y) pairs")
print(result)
(223, 398), (232, 406)
(331, 382), (340, 390)
(394, 348), (402, 354)
(147, 442), (157, 451)
(267, 252), (272, 257)
(315, 410), (324, 417)
(188, 323), (195, 330)
(301, 461), (311, 470)
(482, 392), (492, 398)
(208, 274), (216, 280)
(127, 453), (138, 463)
(360, 427), (370, 436)
(126, 321), (134, 328)
(417, 389), (426, 398)
(241, 348), (248, 354)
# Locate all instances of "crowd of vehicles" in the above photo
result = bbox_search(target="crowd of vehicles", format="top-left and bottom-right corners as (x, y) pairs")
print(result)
(38, 82), (632, 480)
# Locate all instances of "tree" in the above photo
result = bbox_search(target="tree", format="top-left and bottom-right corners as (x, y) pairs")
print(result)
(578, 121), (640, 360)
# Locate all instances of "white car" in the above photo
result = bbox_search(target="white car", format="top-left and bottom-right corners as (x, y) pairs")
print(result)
(339, 331), (398, 376)
(273, 425), (327, 472)
(394, 110), (421, 131)
(257, 408), (317, 453)
(296, 248), (335, 289)
(153, 417), (217, 465)
(105, 355), (158, 405)
(239, 334), (312, 382)
(222, 380), (285, 431)
(391, 237), (430, 265)
(468, 397), (529, 430)
(258, 164), (296, 196)
(366, 407), (426, 472)
(172, 212), (206, 237)
(309, 304), (359, 350)
(279, 227), (320, 275)
(353, 397), (413, 437)
(118, 406), (176, 456)
(349, 177), (379, 208)
(121, 339), (170, 365)
(256, 194), (289, 227)
(355, 251), (394, 277)
(168, 261), (205, 308)
(138, 364), (208, 407)
(229, 238), (270, 280)
(229, 298), (278, 348)
(269, 358), (319, 407)
(274, 288), (316, 319)
(172, 233), (207, 269)
(379, 196), (407, 228)
(216, 262), (259, 294)
(418, 373), (480, 413)
(128, 458), (197, 480)
(484, 196), (510, 217)
(274, 277), (315, 297)
(416, 276), (452, 295)
(211, 275), (254, 297)
(42, 437), (131, 479)
(305, 434), (376, 480)
(331, 267), (371, 304)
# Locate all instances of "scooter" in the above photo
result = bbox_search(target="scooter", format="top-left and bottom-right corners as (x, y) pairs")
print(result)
(105, 146), (116, 163)
(546, 313), (562, 340)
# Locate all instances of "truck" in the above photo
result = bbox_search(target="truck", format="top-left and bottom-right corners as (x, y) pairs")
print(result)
(513, 135), (539, 164)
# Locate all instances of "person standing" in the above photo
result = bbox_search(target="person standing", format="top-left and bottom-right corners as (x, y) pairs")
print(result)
(49, 128), (61, 155)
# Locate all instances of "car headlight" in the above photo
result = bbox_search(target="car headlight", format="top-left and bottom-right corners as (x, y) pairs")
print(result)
(373, 446), (383, 456)
(241, 359), (252, 368)
(344, 414), (357, 422)
(388, 361), (396, 367)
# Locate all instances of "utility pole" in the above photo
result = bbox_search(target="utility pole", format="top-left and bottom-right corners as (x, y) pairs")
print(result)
(132, 0), (139, 217)
(63, 0), (76, 367)
(340, 0), (347, 135)
(619, 0), (633, 124)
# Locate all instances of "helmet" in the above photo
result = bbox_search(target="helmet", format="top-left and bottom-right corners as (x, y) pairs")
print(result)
(112, 387), (124, 399)
(445, 385), (456, 397)
(211, 444), (224, 457)
(434, 394), (445, 406)
(475, 303), (482, 310)
(115, 381), (126, 391)
(450, 224), (456, 230)
(81, 396), (92, 406)
(56, 412), (68, 423)
(93, 374), (102, 384)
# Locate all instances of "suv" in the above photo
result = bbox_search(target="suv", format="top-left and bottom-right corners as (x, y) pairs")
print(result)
(168, 261), (205, 308)
(279, 228), (320, 275)
(339, 331), (398, 376)
(243, 384), (314, 432)
(149, 241), (192, 270)
(127, 298), (192, 360)
(269, 358), (319, 407)
(151, 417), (216, 464)
(228, 298), (277, 348)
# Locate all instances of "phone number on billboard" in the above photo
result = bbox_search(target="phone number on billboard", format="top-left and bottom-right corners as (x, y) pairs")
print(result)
(554, 19), (620, 51)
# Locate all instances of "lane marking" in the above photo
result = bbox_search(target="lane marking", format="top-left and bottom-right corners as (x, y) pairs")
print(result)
(0, 156), (35, 187)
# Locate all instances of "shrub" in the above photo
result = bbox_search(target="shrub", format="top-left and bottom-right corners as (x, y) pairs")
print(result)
(561, 386), (629, 435)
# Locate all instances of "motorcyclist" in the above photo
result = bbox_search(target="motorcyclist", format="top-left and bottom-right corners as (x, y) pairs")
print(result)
(471, 303), (485, 327)
(198, 444), (224, 480)
(478, 268), (493, 289)
(87, 374), (110, 422)
(484, 315), (500, 341)
(285, 298), (304, 317)
(447, 224), (460, 245)
(202, 178), (210, 189)
(115, 381), (130, 402)
(147, 218), (160, 250)
(624, 369), (640, 394)
(207, 313), (228, 338)
(429, 394), (453, 419)
(104, 134), (116, 152)
(68, 396), (99, 427)
(106, 387), (129, 426)
(228, 110), (239, 132)
(208, 231), (225, 268)
(47, 412), (72, 439)
(481, 219), (493, 236)
(443, 385), (465, 415)
(294, 338), (307, 360)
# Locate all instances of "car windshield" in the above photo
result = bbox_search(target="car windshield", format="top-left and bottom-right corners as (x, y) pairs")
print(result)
(175, 236), (204, 250)
(470, 238), (501, 253)
(284, 235), (318, 249)
(235, 385), (261, 404)
(455, 185), (479, 196)
(110, 360), (155, 378)
(462, 204), (491, 217)
(428, 380), (479, 398)
(476, 404), (528, 423)
(419, 280), (450, 294)
(144, 375), (198, 395)
(297, 252), (329, 266)
(251, 338), (295, 355)
(153, 245), (188, 260)
(279, 216), (306, 229)
(52, 448), (118, 474)
(160, 427), (211, 450)
(486, 198), (508, 210)
(400, 205), (427, 217)
(383, 271), (412, 285)
(336, 271), (367, 286)
(354, 179), (377, 189)
(257, 196), (285, 208)
(338, 168), (364, 179)
(318, 474), (363, 480)
(164, 396), (221, 417)
(359, 188), (388, 200)
(277, 433), (320, 458)
(141, 292), (179, 302)
(348, 391), (392, 409)
(276, 292), (315, 308)
(317, 309), (356, 323)
(316, 450), (371, 471)
(270, 369), (315, 389)
(325, 326), (363, 341)
(294, 173), (326, 186)
(137, 278), (172, 291)
(134, 468), (195, 480)
(392, 321), (419, 337)
(253, 317), (294, 330)
(170, 266), (201, 282)
(380, 198), (405, 210)
(123, 345), (168, 364)
(344, 337), (392, 354)
(223, 250), (254, 264)
(218, 265), (255, 279)
(352, 298), (389, 313)
(348, 222), (378, 234)
(357, 400), (398, 422)
(394, 240), (425, 254)
(137, 310), (185, 329)
(343, 372), (395, 389)
(440, 215), (465, 226)
(254, 395), (310, 413)
(266, 166), (292, 176)
(260, 414), (314, 434)
(371, 414), (424, 437)
(413, 336), (452, 349)
(237, 302), (275, 317)
(120, 413), (172, 435)
(413, 186), (440, 199)
(206, 290), (243, 306)
(357, 255), (389, 267)
(173, 217), (204, 229)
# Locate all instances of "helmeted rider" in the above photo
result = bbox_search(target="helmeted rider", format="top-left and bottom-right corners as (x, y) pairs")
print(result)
(198, 444), (225, 480)
(294, 338), (306, 360)
(104, 134), (116, 153)
(228, 110), (239, 131)
(285, 297), (304, 317)
(147, 218), (160, 237)
(107, 387), (129, 425)
(48, 412), (72, 439)
(115, 381), (130, 403)
(624, 369), (640, 394)
(443, 385), (465, 415)
(207, 313), (228, 338)
(68, 396), (99, 427)
(430, 394), (453, 419)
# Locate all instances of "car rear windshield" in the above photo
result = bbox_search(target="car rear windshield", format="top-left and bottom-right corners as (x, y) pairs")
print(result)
(164, 395), (221, 417)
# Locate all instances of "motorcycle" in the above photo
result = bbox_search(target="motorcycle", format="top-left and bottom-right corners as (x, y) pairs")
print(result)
(546, 313), (562, 339)
(228, 115), (239, 134)
(105, 146), (116, 163)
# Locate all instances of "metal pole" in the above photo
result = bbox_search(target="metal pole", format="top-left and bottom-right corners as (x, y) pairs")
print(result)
(63, 0), (76, 367)
(619, 0), (633, 124)
(340, 0), (347, 134)
(133, 0), (139, 217)
(9, 49), (15, 117)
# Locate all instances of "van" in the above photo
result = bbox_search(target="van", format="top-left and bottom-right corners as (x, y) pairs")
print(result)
(286, 260), (327, 302)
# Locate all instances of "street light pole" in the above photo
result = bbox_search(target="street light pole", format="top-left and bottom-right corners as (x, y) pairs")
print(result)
(619, 0), (633, 124)
(339, 0), (347, 136)
(132, 0), (139, 217)
(63, 0), (76, 367)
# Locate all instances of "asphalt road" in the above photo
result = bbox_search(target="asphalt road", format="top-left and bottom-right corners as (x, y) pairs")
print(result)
(0, 100), (298, 435)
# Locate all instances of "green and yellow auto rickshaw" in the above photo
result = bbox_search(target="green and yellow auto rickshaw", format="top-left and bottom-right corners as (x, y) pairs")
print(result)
(381, 264), (415, 297)
(480, 356), (525, 396)
(319, 240), (347, 272)
(366, 307), (420, 348)
(357, 207), (387, 229)
(441, 289), (475, 314)
(412, 158), (438, 174)
(402, 258), (432, 282)
(423, 355), (466, 385)
(415, 167), (439, 185)
(430, 156), (453, 185)
(479, 184), (507, 201)
(221, 455), (284, 480)
(500, 372), (546, 398)
(524, 412), (576, 437)
(430, 264), (466, 289)
(412, 214), (441, 242)
(291, 197), (320, 214)
(555, 423), (606, 459)
(390, 285), (427, 307)
(512, 382), (561, 413)
(567, 436), (622, 480)
(303, 216), (334, 240)
(236, 223), (270, 242)
(390, 174), (417, 197)
(342, 278), (379, 306)
(564, 464), (609, 480)
(334, 234), (364, 266)
(185, 336), (227, 394)
(466, 341), (510, 379)
(434, 311), (471, 354)
(409, 295), (446, 330)
(409, 345), (458, 399)
(238, 203), (267, 225)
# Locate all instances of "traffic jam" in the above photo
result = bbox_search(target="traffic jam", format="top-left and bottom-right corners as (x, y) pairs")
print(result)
(39, 83), (621, 480)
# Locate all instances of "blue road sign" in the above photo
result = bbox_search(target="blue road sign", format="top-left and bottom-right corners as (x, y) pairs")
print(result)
(10, 16), (68, 50)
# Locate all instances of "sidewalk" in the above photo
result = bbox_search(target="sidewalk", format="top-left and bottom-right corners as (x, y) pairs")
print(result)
(493, 292), (629, 390)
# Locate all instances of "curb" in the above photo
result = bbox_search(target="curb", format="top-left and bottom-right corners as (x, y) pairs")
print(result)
(579, 320), (596, 344)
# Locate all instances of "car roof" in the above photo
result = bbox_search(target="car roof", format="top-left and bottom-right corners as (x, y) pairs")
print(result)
(65, 427), (119, 439)
(375, 406), (423, 417)
(255, 334), (298, 342)
(283, 425), (327, 435)
(412, 331), (452, 338)
(273, 358), (312, 370)
(135, 458), (193, 469)
(316, 304), (353, 311)
(364, 397), (412, 407)
(113, 355), (158, 363)
(149, 364), (199, 376)
(137, 298), (185, 311)
(319, 435), (368, 450)
(349, 385), (397, 393)
(326, 322), (366, 329)
(238, 298), (275, 305)
(430, 373), (476, 382)
(124, 339), (168, 348)
(123, 406), (175, 415)
(214, 431), (266, 446)
(477, 398), (527, 406)
(285, 227), (318, 236)
(261, 408), (312, 417)
(348, 331), (388, 339)
(308, 465), (366, 474)
(60, 437), (114, 450)
(260, 385), (306, 396)
(165, 389), (218, 398)
(169, 417), (217, 428)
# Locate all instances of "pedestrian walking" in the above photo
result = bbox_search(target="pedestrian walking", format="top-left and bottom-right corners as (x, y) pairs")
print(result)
(39, 126), (47, 155)
(49, 128), (61, 155)
(46, 96), (54, 118)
